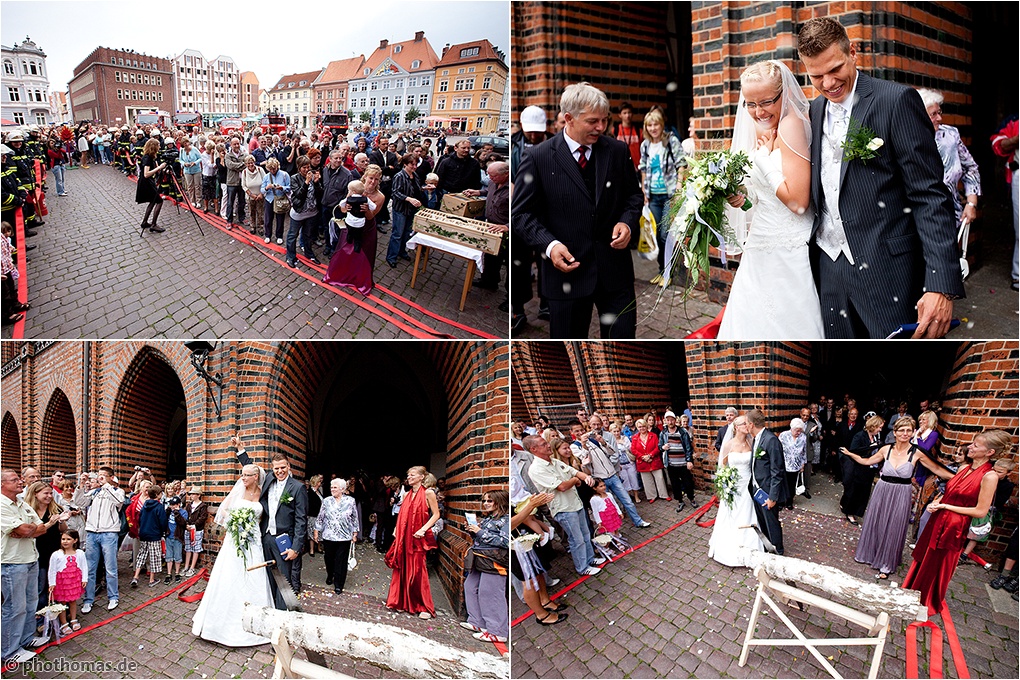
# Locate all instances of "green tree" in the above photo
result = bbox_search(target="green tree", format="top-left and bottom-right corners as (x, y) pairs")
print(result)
(359, 111), (371, 123)
(405, 107), (421, 124)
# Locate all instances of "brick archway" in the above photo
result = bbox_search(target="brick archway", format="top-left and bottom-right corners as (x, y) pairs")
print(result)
(1, 412), (21, 470)
(109, 347), (187, 483)
(40, 389), (76, 478)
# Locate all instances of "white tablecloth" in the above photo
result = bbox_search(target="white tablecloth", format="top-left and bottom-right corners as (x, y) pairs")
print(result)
(406, 232), (485, 273)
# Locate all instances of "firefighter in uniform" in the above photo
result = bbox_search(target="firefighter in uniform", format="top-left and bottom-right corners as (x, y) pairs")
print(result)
(4, 131), (41, 230)
(117, 127), (132, 174)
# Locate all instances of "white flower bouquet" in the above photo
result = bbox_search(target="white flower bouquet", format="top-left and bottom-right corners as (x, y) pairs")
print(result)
(226, 506), (258, 567)
(714, 464), (741, 510)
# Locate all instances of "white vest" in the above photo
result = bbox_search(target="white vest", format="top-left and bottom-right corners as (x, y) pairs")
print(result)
(817, 100), (854, 264)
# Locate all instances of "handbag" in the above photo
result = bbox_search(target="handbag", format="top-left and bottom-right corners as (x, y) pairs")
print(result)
(795, 471), (806, 496)
(271, 174), (290, 213)
(970, 511), (993, 537)
(348, 542), (357, 570)
(466, 546), (509, 576)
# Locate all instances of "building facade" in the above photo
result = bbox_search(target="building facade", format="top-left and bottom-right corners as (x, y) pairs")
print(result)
(48, 90), (69, 124)
(1, 340), (509, 610)
(431, 40), (507, 133)
(67, 47), (173, 126)
(1, 36), (53, 127)
(348, 32), (440, 128)
(312, 56), (365, 121)
(267, 69), (323, 130)
(171, 50), (241, 121)
(239, 71), (259, 117)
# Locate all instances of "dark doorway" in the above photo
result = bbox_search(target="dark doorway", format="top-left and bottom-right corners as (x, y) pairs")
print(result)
(41, 389), (76, 477)
(303, 345), (447, 482)
(810, 342), (960, 417)
(665, 3), (695, 137)
(666, 342), (691, 416)
(1, 412), (22, 470)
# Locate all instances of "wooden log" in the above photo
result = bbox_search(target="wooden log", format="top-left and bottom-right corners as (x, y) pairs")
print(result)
(242, 604), (508, 679)
(733, 549), (927, 622)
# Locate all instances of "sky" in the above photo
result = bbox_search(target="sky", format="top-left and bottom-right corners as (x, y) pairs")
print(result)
(1, 0), (509, 96)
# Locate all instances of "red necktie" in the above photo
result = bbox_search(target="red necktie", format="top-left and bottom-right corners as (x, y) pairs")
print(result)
(577, 145), (588, 169)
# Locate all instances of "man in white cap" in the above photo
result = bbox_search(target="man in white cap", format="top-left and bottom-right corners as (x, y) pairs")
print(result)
(509, 105), (552, 334)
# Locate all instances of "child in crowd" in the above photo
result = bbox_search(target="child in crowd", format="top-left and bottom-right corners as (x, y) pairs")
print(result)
(590, 478), (623, 537)
(131, 485), (168, 588)
(48, 530), (88, 634)
(1, 221), (30, 324)
(183, 486), (207, 577)
(339, 180), (376, 252)
(164, 496), (188, 584)
(422, 173), (441, 210)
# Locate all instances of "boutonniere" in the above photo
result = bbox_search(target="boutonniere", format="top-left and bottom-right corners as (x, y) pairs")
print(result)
(841, 119), (883, 163)
(754, 447), (766, 459)
(279, 491), (294, 505)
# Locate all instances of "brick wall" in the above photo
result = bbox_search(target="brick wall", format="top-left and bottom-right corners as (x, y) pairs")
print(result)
(0, 340), (508, 612)
(510, 342), (582, 423)
(940, 341), (1019, 561)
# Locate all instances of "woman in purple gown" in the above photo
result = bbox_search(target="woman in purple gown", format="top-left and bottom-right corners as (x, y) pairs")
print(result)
(841, 416), (953, 578)
(323, 164), (385, 295)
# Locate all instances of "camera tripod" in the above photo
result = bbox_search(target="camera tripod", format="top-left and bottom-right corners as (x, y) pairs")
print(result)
(139, 164), (204, 237)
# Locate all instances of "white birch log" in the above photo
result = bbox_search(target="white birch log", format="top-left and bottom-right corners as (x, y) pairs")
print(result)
(734, 548), (927, 622)
(241, 604), (509, 679)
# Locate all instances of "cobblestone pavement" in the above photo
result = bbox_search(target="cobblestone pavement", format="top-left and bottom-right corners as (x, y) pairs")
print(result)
(4, 542), (499, 679)
(4, 165), (507, 340)
(511, 493), (1019, 679)
(516, 208), (1019, 339)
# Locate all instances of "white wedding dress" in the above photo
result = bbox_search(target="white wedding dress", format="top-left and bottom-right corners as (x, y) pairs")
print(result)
(718, 148), (824, 339)
(708, 448), (764, 567)
(192, 500), (273, 646)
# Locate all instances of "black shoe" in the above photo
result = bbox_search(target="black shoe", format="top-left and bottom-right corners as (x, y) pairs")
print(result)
(307, 256), (321, 265)
(24, 229), (38, 237)
(34, 220), (44, 227)
(387, 260), (398, 268)
(511, 313), (526, 334)
(163, 575), (172, 585)
(149, 225), (165, 233)
(499, 300), (509, 312)
(399, 252), (412, 261)
(325, 576), (333, 585)
(991, 573), (1011, 589)
(537, 306), (550, 321)
(286, 259), (298, 268)
(676, 501), (685, 513)
(25, 244), (36, 251)
(802, 491), (812, 499)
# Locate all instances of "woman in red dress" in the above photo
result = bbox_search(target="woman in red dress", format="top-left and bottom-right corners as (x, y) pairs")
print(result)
(322, 164), (384, 295)
(902, 429), (1011, 615)
(385, 465), (441, 618)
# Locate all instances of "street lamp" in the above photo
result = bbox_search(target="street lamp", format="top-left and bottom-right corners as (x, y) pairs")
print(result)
(184, 341), (223, 418)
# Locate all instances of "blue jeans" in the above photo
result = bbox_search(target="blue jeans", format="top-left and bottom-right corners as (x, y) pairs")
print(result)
(386, 210), (411, 264)
(1, 562), (40, 658)
(649, 192), (670, 270)
(51, 164), (65, 194)
(554, 508), (595, 575)
(604, 473), (644, 526)
(85, 531), (120, 605)
(225, 185), (246, 225)
(286, 215), (316, 263)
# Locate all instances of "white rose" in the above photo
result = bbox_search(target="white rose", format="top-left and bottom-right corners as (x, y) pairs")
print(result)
(866, 137), (884, 151)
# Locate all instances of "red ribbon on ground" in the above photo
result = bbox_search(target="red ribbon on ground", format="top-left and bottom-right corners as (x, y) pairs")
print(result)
(900, 559), (970, 679)
(11, 206), (27, 339)
(511, 497), (718, 628)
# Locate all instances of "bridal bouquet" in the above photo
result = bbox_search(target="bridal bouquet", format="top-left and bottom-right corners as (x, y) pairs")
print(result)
(665, 150), (752, 287)
(714, 464), (741, 510)
(226, 506), (258, 567)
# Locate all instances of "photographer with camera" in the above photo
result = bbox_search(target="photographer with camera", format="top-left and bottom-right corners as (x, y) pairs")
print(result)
(285, 155), (323, 268)
(136, 138), (167, 233)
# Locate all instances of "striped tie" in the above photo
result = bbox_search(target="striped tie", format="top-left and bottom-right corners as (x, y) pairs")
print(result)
(577, 145), (588, 169)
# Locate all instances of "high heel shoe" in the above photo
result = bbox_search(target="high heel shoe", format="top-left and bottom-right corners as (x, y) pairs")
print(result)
(540, 601), (568, 612)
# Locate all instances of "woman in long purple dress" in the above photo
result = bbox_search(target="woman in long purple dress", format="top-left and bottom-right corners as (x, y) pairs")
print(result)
(323, 164), (385, 295)
(841, 417), (953, 578)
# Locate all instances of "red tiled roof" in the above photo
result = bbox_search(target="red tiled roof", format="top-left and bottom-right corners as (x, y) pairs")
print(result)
(362, 34), (440, 75)
(270, 69), (324, 91)
(317, 56), (366, 85)
(435, 39), (503, 67)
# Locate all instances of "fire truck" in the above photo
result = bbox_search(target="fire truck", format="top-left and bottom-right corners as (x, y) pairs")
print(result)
(317, 112), (349, 138)
(135, 109), (171, 128)
(174, 111), (204, 132)
(259, 111), (288, 135)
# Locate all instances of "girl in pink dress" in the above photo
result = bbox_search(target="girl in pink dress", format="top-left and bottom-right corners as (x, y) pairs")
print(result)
(590, 479), (623, 536)
(48, 530), (88, 634)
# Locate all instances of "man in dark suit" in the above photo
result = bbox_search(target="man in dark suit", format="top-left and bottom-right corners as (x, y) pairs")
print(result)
(746, 409), (788, 555)
(798, 18), (964, 339)
(234, 441), (308, 610)
(713, 407), (739, 453)
(512, 82), (645, 338)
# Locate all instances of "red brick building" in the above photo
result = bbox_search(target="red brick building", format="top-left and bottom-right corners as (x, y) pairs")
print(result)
(1, 340), (509, 609)
(511, 340), (1018, 557)
(67, 47), (174, 126)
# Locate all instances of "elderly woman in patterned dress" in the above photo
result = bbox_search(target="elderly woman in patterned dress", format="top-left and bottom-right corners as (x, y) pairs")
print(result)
(314, 478), (359, 594)
(917, 88), (981, 226)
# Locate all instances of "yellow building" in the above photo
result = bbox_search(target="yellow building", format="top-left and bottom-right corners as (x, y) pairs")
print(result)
(267, 69), (323, 130)
(431, 39), (507, 133)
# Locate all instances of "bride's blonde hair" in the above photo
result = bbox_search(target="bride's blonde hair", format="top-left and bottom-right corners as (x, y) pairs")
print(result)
(740, 60), (783, 92)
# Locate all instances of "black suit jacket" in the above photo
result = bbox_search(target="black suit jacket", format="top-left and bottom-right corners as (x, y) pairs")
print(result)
(808, 73), (965, 323)
(512, 131), (643, 300)
(752, 428), (789, 504)
(236, 450), (308, 554)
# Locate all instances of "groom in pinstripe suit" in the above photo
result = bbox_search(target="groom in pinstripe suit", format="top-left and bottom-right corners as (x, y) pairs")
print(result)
(512, 82), (644, 338)
(798, 18), (965, 339)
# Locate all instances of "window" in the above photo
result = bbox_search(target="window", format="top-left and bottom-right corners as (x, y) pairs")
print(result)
(455, 78), (474, 91)
(394, 96), (402, 106)
(287, 92), (292, 99)
(436, 98), (445, 111)
(370, 82), (377, 91)
(13, 112), (24, 125)
(382, 80), (390, 89)
(143, 75), (149, 85)
(157, 77), (162, 86)
(439, 80), (448, 93)
(117, 89), (123, 100)
(303, 103), (308, 111)
(442, 70), (449, 76)
(339, 89), (345, 98)
(479, 96), (489, 109)
(130, 73), (136, 83)
(458, 68), (465, 74)
(131, 90), (137, 99)
(394, 45), (402, 53)
(483, 76), (492, 89)
(460, 47), (480, 58)
(408, 77), (417, 87)
(363, 67), (370, 76)
(7, 87), (20, 102)
(115, 72), (121, 82)
(111, 57), (116, 64)
(468, 67), (475, 73)
(395, 79), (404, 88)
(452, 96), (470, 110)
(326, 102), (332, 113)
(421, 76), (430, 86)
(369, 97), (376, 107)
(158, 92), (163, 102)
(419, 93), (428, 105)
(118, 58), (124, 65)
(477, 117), (485, 128)
(411, 60), (420, 69)
(381, 97), (389, 106)
(3, 61), (14, 75)
(359, 98), (366, 107)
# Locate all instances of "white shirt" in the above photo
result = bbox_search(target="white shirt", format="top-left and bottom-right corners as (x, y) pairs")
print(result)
(545, 130), (591, 258)
(817, 70), (861, 263)
(267, 476), (289, 535)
